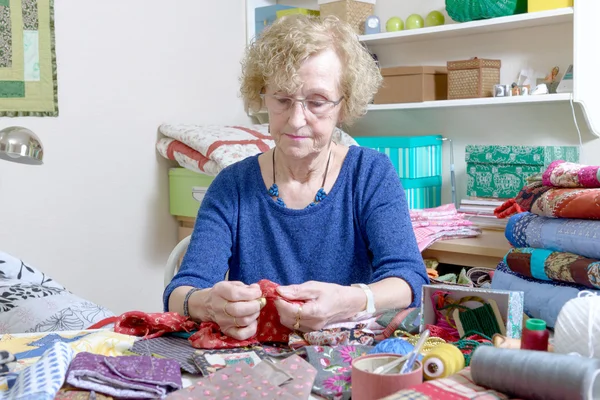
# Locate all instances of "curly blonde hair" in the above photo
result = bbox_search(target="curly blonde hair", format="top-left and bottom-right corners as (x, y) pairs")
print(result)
(240, 15), (382, 125)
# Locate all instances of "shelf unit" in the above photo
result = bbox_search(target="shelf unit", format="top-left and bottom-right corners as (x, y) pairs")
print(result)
(246, 1), (600, 138)
(358, 8), (573, 45)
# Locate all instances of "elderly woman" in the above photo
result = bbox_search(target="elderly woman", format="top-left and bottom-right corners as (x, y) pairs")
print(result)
(164, 15), (428, 340)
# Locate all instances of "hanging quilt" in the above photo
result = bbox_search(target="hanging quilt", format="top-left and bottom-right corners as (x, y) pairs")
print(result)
(0, 0), (57, 116)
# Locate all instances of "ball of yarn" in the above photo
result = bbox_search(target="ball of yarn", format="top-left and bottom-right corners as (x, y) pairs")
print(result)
(554, 291), (600, 357)
(369, 338), (419, 358)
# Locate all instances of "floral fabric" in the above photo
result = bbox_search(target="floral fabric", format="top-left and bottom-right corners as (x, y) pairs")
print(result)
(542, 160), (600, 188)
(288, 327), (375, 349)
(0, 251), (114, 334)
(504, 247), (600, 289)
(304, 345), (372, 400)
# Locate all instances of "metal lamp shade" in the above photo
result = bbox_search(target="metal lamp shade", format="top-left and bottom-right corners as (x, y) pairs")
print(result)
(0, 126), (44, 165)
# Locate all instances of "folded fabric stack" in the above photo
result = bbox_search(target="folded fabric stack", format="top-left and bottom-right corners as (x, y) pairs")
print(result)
(410, 204), (481, 252)
(492, 161), (600, 327)
(156, 123), (358, 176)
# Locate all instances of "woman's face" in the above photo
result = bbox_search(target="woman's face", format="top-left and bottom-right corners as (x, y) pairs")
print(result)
(265, 48), (344, 160)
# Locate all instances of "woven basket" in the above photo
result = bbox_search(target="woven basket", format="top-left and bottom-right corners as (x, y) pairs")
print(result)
(319, 0), (375, 34)
(447, 58), (501, 99)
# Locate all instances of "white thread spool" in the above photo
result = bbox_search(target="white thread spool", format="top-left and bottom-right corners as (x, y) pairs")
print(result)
(554, 291), (600, 358)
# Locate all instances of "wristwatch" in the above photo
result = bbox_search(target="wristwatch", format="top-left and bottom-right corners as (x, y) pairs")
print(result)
(351, 283), (376, 320)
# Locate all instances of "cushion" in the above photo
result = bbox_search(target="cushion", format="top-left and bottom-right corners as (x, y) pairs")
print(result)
(0, 251), (114, 334)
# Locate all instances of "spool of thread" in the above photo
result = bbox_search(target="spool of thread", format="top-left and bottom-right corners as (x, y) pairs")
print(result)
(520, 318), (550, 351)
(422, 343), (465, 380)
(554, 291), (600, 357)
(471, 346), (600, 400)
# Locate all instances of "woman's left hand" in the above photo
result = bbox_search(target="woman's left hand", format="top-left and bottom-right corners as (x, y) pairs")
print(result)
(274, 281), (363, 332)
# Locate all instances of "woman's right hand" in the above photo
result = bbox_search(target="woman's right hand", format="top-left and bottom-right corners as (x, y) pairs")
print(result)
(202, 281), (264, 340)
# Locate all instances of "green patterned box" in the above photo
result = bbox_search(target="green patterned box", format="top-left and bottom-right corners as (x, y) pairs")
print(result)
(465, 145), (580, 198)
(465, 145), (579, 167)
(420, 284), (525, 339)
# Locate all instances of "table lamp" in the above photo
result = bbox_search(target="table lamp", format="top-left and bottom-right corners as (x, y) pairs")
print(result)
(0, 126), (44, 165)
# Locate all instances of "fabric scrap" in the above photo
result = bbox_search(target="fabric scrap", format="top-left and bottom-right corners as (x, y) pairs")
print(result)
(0, 342), (73, 400)
(305, 345), (372, 400)
(189, 279), (303, 349)
(192, 346), (268, 376)
(166, 354), (316, 400)
(65, 352), (182, 399)
(129, 336), (200, 374)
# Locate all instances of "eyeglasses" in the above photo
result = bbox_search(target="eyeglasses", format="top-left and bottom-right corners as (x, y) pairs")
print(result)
(260, 93), (344, 116)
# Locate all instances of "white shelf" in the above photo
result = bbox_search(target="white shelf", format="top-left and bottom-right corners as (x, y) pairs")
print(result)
(368, 93), (572, 111)
(359, 8), (574, 45)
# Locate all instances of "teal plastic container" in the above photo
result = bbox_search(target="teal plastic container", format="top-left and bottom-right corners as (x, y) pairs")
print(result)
(355, 135), (443, 209)
(354, 135), (442, 179)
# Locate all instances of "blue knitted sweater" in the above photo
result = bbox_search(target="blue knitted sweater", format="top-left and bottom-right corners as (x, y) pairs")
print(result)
(163, 146), (429, 311)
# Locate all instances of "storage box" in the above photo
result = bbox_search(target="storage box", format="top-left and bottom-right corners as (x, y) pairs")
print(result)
(402, 176), (442, 210)
(420, 284), (525, 339)
(465, 145), (580, 198)
(276, 8), (320, 18)
(447, 58), (501, 99)
(373, 66), (448, 104)
(528, 0), (573, 13)
(318, 0), (375, 34)
(169, 168), (215, 218)
(355, 135), (443, 209)
(255, 5), (296, 37)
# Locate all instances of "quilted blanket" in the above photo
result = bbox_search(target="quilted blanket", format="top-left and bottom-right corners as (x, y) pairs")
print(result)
(505, 212), (600, 259)
(504, 247), (600, 289)
(156, 123), (359, 176)
(491, 261), (599, 328)
(0, 0), (58, 116)
(543, 160), (600, 188)
(495, 181), (600, 219)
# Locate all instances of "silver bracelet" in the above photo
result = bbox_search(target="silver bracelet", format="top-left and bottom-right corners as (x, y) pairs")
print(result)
(183, 288), (201, 318)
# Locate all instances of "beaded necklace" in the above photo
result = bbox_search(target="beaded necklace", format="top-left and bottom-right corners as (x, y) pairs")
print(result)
(267, 148), (331, 209)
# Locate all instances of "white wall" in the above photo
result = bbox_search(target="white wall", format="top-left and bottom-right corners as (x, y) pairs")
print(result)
(0, 1), (250, 314)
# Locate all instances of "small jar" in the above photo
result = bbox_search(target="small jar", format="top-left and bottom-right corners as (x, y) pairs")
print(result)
(520, 318), (550, 351)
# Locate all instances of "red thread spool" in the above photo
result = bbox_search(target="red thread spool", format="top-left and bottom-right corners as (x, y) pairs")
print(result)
(520, 318), (549, 351)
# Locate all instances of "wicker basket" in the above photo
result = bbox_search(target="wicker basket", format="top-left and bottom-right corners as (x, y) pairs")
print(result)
(447, 57), (501, 99)
(319, 0), (375, 34)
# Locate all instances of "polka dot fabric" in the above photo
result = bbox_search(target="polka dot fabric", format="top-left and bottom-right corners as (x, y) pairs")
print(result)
(189, 279), (304, 349)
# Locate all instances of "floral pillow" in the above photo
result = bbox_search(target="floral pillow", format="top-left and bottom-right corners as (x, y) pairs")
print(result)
(0, 251), (114, 334)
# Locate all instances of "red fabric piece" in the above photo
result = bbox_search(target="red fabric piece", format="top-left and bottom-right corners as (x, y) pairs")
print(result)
(189, 279), (303, 349)
(494, 199), (526, 219)
(114, 311), (199, 339)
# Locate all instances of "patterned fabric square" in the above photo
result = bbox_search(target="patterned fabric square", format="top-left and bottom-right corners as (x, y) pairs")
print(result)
(166, 354), (317, 400)
(305, 345), (373, 400)
(192, 346), (268, 376)
(0, 341), (73, 400)
(129, 336), (199, 374)
(65, 352), (182, 399)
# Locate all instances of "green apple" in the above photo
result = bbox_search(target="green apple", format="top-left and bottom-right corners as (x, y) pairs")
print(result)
(386, 16), (404, 32)
(425, 10), (445, 27)
(406, 14), (424, 29)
